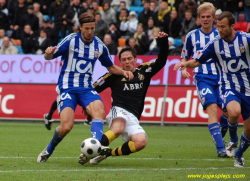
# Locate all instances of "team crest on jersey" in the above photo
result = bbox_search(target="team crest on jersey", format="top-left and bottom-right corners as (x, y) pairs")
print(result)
(94, 49), (99, 57)
(182, 49), (187, 56)
(138, 73), (144, 80)
(240, 44), (245, 53)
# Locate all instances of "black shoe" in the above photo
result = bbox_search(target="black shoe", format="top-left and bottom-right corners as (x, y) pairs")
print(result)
(234, 156), (244, 167)
(44, 114), (53, 130)
(217, 150), (228, 158)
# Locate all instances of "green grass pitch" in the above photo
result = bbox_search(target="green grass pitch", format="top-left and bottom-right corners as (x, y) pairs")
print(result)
(0, 121), (249, 181)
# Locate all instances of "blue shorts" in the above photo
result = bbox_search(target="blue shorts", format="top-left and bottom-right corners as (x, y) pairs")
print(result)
(195, 78), (223, 110)
(56, 87), (102, 113)
(222, 89), (250, 121)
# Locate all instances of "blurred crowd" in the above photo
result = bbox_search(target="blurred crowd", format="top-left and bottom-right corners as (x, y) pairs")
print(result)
(0, 0), (249, 55)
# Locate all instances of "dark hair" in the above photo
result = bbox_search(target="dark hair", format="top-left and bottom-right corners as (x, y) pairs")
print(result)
(217, 11), (235, 26)
(40, 28), (48, 35)
(119, 47), (137, 61)
(102, 1), (110, 8)
(95, 12), (101, 17)
(79, 12), (95, 25)
(120, 1), (126, 5)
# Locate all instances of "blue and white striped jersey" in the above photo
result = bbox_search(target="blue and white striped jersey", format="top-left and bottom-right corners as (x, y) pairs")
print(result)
(53, 33), (113, 91)
(195, 31), (250, 96)
(181, 27), (219, 77)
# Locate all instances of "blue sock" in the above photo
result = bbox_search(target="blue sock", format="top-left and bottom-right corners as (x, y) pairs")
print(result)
(91, 119), (104, 142)
(219, 114), (228, 138)
(235, 133), (250, 158)
(208, 123), (225, 153)
(47, 127), (64, 154)
(227, 120), (238, 143)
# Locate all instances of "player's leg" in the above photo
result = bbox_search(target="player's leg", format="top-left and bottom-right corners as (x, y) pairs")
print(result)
(233, 100), (250, 167)
(224, 98), (241, 157)
(234, 118), (250, 167)
(86, 100), (105, 141)
(78, 91), (106, 165)
(100, 118), (125, 146)
(37, 107), (75, 163)
(220, 112), (229, 140)
(196, 81), (226, 157)
(110, 132), (147, 156)
(44, 100), (57, 130)
(206, 103), (226, 157)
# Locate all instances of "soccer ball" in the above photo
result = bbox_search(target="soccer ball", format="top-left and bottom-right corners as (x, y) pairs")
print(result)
(80, 138), (101, 158)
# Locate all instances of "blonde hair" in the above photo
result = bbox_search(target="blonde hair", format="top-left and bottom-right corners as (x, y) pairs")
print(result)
(197, 2), (216, 18)
(150, 27), (160, 40)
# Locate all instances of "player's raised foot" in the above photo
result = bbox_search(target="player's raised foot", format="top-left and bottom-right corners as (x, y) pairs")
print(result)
(78, 153), (90, 165)
(234, 156), (244, 167)
(99, 146), (112, 155)
(217, 150), (228, 158)
(44, 113), (53, 130)
(226, 142), (238, 157)
(90, 155), (108, 165)
(37, 148), (51, 163)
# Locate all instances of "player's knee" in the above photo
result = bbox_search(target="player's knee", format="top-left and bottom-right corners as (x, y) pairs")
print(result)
(61, 124), (73, 135)
(92, 108), (105, 119)
(112, 128), (124, 136)
(228, 110), (241, 121)
(135, 139), (147, 151)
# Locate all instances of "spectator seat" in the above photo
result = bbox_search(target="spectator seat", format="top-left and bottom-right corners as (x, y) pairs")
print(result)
(234, 22), (248, 32)
(129, 6), (144, 17)
(118, 38), (127, 47)
(11, 39), (21, 46)
(16, 46), (23, 54)
(131, 0), (143, 6)
(174, 38), (182, 47)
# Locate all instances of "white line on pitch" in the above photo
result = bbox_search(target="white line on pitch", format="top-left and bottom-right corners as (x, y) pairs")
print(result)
(0, 157), (234, 161)
(1, 167), (250, 173)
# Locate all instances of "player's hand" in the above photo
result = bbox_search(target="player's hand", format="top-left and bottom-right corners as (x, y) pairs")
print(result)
(123, 70), (134, 80)
(174, 62), (187, 71)
(181, 68), (191, 78)
(45, 46), (57, 55)
(155, 32), (168, 39)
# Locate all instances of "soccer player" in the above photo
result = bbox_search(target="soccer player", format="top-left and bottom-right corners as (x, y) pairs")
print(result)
(180, 2), (231, 158)
(78, 32), (169, 165)
(37, 12), (133, 163)
(174, 11), (250, 167)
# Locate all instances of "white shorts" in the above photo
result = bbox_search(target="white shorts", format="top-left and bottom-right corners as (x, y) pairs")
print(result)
(106, 106), (147, 142)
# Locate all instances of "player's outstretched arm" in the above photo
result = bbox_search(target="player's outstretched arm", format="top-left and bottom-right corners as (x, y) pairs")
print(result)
(44, 46), (57, 60)
(174, 59), (201, 71)
(149, 32), (169, 76)
(155, 32), (169, 62)
(107, 65), (134, 80)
